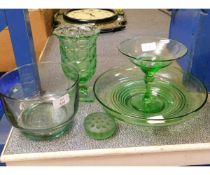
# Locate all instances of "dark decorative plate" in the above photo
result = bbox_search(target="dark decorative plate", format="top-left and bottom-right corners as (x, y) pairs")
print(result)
(54, 9), (127, 33)
(63, 9), (118, 24)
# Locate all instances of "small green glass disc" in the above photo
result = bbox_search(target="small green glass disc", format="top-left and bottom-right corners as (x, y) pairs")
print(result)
(84, 112), (117, 140)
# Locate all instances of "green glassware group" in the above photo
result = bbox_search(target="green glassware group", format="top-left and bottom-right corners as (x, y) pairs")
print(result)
(54, 29), (207, 127)
(94, 36), (207, 126)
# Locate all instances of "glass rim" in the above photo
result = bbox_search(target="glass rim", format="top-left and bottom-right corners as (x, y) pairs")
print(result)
(118, 35), (188, 62)
(0, 61), (79, 102)
(53, 23), (101, 38)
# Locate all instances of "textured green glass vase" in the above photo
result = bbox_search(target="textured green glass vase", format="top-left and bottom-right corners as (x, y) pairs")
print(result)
(54, 24), (100, 102)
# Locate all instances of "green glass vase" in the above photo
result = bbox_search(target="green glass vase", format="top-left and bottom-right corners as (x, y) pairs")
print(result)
(54, 24), (100, 102)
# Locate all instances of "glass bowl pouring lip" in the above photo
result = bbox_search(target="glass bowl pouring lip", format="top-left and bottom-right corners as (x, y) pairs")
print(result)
(118, 35), (188, 62)
(93, 65), (208, 121)
(0, 61), (80, 102)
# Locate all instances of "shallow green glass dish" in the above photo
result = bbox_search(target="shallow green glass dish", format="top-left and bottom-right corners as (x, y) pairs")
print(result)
(94, 65), (207, 127)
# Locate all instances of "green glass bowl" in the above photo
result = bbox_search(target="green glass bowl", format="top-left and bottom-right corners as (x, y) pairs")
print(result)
(94, 65), (207, 127)
(0, 62), (79, 140)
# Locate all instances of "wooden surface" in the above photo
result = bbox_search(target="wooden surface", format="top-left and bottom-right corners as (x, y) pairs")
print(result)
(2, 142), (210, 166)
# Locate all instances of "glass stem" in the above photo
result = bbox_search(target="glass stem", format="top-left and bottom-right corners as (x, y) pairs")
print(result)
(79, 83), (88, 93)
(79, 82), (95, 102)
(143, 73), (154, 101)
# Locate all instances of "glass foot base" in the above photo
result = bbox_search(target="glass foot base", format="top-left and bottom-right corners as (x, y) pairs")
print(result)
(79, 86), (95, 102)
(131, 94), (165, 113)
(22, 123), (72, 141)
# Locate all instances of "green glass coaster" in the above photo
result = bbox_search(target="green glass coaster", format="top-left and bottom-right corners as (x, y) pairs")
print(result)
(84, 112), (117, 140)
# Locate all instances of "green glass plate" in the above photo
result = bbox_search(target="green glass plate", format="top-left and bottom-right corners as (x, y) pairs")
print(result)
(94, 65), (207, 127)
